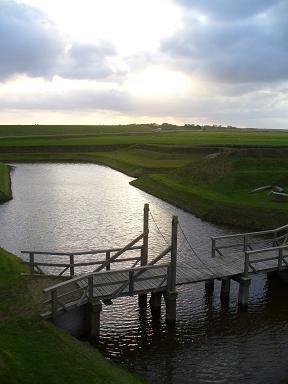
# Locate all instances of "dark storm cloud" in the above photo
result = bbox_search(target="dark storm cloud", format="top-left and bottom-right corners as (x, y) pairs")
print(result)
(0, 0), (119, 81)
(0, 0), (64, 80)
(163, 0), (288, 83)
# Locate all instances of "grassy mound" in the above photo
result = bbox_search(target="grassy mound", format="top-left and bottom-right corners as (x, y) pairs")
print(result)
(131, 150), (288, 230)
(0, 248), (145, 384)
(0, 163), (12, 202)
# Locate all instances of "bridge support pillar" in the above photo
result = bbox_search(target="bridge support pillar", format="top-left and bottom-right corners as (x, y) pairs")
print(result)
(150, 292), (162, 315)
(164, 291), (177, 325)
(220, 278), (231, 299)
(238, 277), (251, 308)
(87, 300), (102, 340)
(138, 293), (147, 308)
(205, 279), (214, 292)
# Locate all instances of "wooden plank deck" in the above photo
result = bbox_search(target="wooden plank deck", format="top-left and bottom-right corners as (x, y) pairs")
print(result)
(70, 251), (288, 301)
(176, 251), (288, 285)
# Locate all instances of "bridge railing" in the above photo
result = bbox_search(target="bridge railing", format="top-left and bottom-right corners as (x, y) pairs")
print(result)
(211, 224), (288, 258)
(21, 233), (145, 277)
(244, 244), (288, 277)
(42, 263), (171, 319)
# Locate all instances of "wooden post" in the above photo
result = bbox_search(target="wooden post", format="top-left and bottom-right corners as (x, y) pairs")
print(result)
(273, 231), (277, 247)
(29, 252), (35, 274)
(106, 251), (111, 271)
(69, 255), (75, 276)
(129, 270), (134, 296)
(244, 251), (249, 278)
(164, 218), (178, 325)
(88, 275), (94, 302)
(211, 238), (216, 258)
(243, 235), (247, 252)
(238, 277), (251, 308)
(205, 279), (214, 292)
(150, 292), (162, 315)
(220, 278), (231, 299)
(51, 290), (57, 321)
(164, 290), (177, 325)
(170, 215), (178, 290)
(278, 248), (283, 270)
(88, 300), (102, 340)
(142, 203), (149, 266)
(138, 203), (149, 308)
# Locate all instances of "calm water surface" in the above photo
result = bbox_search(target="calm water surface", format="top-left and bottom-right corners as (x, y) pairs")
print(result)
(0, 163), (288, 384)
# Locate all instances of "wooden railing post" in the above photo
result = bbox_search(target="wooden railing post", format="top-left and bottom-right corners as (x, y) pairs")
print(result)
(142, 203), (149, 266)
(273, 231), (277, 247)
(164, 216), (178, 325)
(129, 270), (134, 295)
(88, 276), (94, 302)
(170, 215), (178, 290)
(138, 204), (149, 307)
(51, 290), (57, 320)
(211, 238), (216, 258)
(106, 251), (111, 271)
(278, 248), (284, 270)
(69, 255), (75, 276)
(167, 265), (174, 291)
(244, 251), (249, 278)
(29, 252), (35, 274)
(243, 235), (247, 252)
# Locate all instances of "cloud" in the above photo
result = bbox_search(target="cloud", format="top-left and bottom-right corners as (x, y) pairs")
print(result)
(57, 42), (118, 80)
(0, 0), (64, 80)
(0, 0), (120, 81)
(0, 87), (132, 111)
(163, 0), (288, 83)
(174, 0), (278, 20)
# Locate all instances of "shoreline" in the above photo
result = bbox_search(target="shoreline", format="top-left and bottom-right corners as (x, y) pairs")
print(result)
(2, 150), (288, 230)
(0, 162), (12, 203)
(0, 247), (146, 383)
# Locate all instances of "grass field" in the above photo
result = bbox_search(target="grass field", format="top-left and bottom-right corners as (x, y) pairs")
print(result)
(0, 162), (12, 202)
(1, 130), (288, 147)
(1, 125), (288, 229)
(0, 124), (156, 137)
(0, 248), (145, 384)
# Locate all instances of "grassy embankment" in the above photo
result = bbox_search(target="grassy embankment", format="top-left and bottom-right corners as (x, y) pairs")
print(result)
(0, 248), (145, 384)
(0, 162), (12, 202)
(1, 126), (288, 229)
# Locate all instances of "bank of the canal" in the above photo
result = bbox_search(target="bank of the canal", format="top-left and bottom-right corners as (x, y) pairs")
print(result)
(1, 143), (288, 230)
(0, 162), (12, 203)
(0, 247), (146, 384)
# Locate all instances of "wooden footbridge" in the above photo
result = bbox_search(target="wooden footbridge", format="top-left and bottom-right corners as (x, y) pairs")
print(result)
(22, 204), (288, 338)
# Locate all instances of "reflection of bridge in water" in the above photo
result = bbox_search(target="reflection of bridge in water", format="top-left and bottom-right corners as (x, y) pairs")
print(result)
(22, 204), (288, 339)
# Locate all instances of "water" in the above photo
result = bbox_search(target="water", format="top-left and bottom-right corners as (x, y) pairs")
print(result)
(1, 163), (288, 384)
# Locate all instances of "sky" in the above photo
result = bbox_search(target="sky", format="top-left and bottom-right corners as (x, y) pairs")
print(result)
(0, 0), (288, 128)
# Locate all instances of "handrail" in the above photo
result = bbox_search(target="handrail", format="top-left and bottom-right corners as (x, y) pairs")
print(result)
(43, 262), (171, 319)
(43, 263), (169, 293)
(243, 243), (288, 277)
(21, 245), (143, 257)
(245, 243), (288, 255)
(211, 223), (288, 241)
(23, 233), (146, 276)
(23, 257), (141, 268)
(211, 224), (288, 258)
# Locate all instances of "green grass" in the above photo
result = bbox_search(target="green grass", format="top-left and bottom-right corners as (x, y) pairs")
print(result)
(1, 130), (288, 147)
(1, 127), (288, 229)
(0, 163), (12, 202)
(0, 248), (145, 384)
(0, 124), (156, 137)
